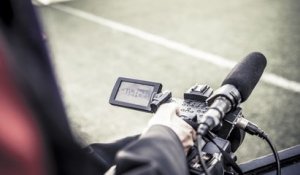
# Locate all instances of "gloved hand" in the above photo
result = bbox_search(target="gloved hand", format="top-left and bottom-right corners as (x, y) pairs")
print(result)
(144, 102), (196, 154)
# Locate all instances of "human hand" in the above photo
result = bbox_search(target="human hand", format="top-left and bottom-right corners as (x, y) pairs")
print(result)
(144, 102), (196, 154)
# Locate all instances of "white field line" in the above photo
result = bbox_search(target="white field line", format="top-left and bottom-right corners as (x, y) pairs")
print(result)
(52, 4), (300, 93)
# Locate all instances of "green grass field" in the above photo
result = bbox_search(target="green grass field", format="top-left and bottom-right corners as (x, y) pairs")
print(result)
(38, 0), (300, 163)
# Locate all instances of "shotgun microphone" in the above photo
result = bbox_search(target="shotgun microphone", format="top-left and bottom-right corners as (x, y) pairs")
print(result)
(197, 52), (267, 135)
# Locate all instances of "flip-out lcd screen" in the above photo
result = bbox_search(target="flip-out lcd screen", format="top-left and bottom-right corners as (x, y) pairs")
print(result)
(109, 77), (162, 112)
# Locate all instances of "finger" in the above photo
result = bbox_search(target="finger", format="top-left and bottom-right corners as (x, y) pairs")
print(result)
(155, 102), (179, 115)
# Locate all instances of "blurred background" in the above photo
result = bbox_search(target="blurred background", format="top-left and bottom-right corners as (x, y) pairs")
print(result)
(36, 0), (300, 163)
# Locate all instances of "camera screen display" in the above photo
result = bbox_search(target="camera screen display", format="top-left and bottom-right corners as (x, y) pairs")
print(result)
(110, 77), (162, 112)
(115, 81), (154, 107)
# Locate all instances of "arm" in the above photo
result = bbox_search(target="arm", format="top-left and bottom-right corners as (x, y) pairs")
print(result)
(113, 103), (195, 175)
(115, 125), (189, 175)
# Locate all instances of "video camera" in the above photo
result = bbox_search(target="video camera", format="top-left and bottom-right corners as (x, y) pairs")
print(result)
(109, 78), (245, 174)
(109, 52), (283, 175)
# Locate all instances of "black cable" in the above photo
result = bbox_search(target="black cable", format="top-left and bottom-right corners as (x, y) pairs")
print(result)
(236, 118), (281, 175)
(263, 135), (281, 175)
(197, 135), (210, 175)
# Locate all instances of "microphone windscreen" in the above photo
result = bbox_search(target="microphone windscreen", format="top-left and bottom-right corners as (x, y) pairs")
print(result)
(221, 52), (267, 102)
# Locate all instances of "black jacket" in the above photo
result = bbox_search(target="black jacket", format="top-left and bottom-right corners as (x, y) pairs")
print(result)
(88, 125), (189, 174)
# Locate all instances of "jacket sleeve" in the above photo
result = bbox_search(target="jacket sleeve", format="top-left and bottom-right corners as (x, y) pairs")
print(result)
(115, 125), (190, 175)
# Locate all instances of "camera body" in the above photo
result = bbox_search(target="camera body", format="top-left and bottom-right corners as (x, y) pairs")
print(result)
(109, 77), (246, 174)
